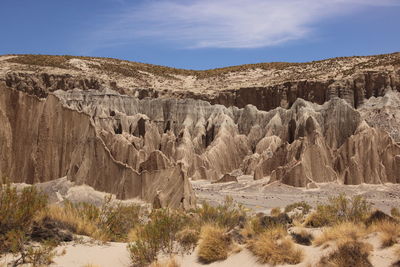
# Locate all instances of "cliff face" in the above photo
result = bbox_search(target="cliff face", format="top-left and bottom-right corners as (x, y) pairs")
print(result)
(0, 85), (195, 209)
(0, 53), (400, 206)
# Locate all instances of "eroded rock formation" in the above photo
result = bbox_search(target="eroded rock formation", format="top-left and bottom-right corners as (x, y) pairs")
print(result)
(1, 53), (400, 207)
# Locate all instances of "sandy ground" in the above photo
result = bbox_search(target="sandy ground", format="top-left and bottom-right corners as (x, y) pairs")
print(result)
(2, 177), (400, 267)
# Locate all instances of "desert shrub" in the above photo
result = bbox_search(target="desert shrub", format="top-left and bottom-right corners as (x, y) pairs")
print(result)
(128, 209), (188, 267)
(241, 216), (264, 238)
(39, 204), (100, 239)
(0, 183), (47, 253)
(317, 240), (373, 267)
(97, 196), (141, 241)
(313, 222), (366, 246)
(392, 207), (400, 218)
(40, 196), (141, 242)
(290, 228), (313, 246)
(305, 194), (371, 227)
(365, 210), (397, 226)
(4, 230), (57, 267)
(176, 228), (199, 253)
(369, 220), (400, 248)
(270, 207), (281, 216)
(195, 196), (246, 229)
(248, 226), (303, 265)
(285, 201), (312, 215)
(197, 224), (231, 263)
(259, 213), (292, 229)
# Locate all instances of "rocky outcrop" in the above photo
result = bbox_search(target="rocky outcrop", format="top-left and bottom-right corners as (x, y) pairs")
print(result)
(0, 85), (195, 209)
(1, 53), (400, 206)
(2, 82), (399, 192)
(1, 53), (400, 113)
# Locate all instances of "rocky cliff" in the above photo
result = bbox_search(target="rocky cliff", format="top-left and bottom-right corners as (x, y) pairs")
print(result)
(0, 53), (399, 207)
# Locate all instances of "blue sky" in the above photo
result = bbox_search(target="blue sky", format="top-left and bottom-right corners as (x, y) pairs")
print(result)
(0, 0), (399, 70)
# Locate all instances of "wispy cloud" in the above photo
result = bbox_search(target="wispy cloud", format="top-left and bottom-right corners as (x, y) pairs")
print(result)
(93, 0), (399, 49)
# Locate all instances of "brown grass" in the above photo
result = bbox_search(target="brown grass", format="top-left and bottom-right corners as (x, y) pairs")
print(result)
(291, 228), (313, 246)
(176, 227), (199, 252)
(313, 222), (366, 247)
(248, 226), (303, 265)
(197, 224), (231, 263)
(318, 240), (373, 267)
(369, 220), (400, 248)
(270, 207), (281, 217)
(38, 205), (102, 239)
(391, 207), (400, 218)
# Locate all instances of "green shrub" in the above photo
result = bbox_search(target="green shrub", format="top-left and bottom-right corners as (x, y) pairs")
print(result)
(176, 228), (199, 253)
(46, 196), (141, 242)
(98, 196), (141, 241)
(195, 196), (246, 229)
(0, 182), (47, 253)
(305, 194), (371, 227)
(128, 209), (188, 266)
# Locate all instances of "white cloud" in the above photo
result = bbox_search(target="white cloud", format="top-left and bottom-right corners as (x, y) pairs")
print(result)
(95, 0), (400, 49)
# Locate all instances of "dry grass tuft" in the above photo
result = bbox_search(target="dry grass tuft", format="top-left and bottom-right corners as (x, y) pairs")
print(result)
(270, 207), (281, 217)
(150, 257), (180, 267)
(305, 194), (371, 227)
(369, 220), (400, 248)
(313, 222), (366, 247)
(248, 226), (303, 265)
(176, 227), (199, 253)
(391, 207), (400, 218)
(82, 264), (103, 267)
(318, 240), (373, 267)
(291, 228), (313, 246)
(197, 224), (231, 264)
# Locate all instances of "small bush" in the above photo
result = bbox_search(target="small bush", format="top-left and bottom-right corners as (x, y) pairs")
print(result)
(197, 224), (231, 263)
(97, 196), (141, 241)
(392, 208), (400, 218)
(128, 209), (188, 266)
(369, 220), (400, 248)
(270, 207), (281, 217)
(40, 197), (141, 242)
(5, 230), (57, 267)
(241, 216), (264, 239)
(291, 229), (313, 246)
(317, 240), (373, 267)
(305, 194), (371, 227)
(0, 183), (47, 253)
(195, 196), (246, 229)
(176, 228), (199, 253)
(313, 222), (366, 247)
(248, 226), (303, 265)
